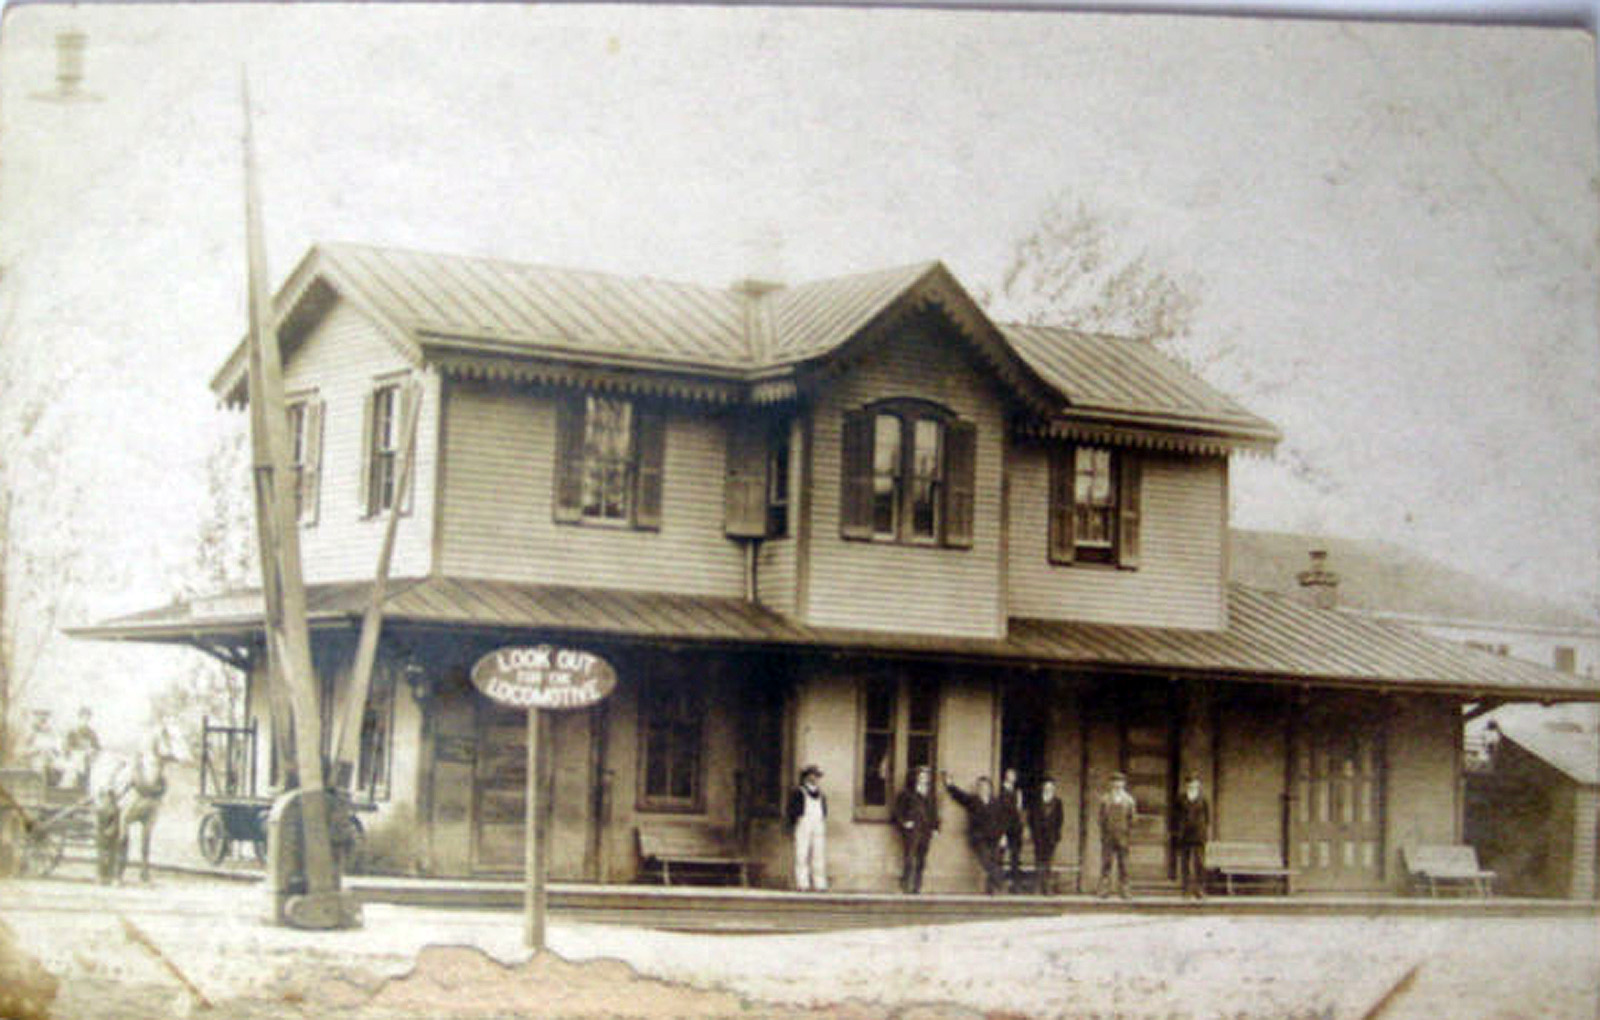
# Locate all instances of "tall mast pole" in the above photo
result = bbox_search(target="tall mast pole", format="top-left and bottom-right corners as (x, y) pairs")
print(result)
(242, 73), (348, 928)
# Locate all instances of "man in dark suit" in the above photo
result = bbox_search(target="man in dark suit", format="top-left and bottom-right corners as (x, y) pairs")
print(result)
(891, 765), (939, 893)
(943, 772), (1009, 895)
(997, 768), (1026, 893)
(1028, 775), (1065, 894)
(1174, 773), (1211, 900)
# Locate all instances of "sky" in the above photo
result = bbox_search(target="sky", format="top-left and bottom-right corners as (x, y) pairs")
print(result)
(0, 3), (1596, 747)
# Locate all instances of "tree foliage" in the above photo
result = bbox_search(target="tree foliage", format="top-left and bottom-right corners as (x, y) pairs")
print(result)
(984, 197), (1201, 345)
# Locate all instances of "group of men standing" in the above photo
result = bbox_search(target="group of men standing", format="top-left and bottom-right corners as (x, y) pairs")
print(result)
(785, 764), (1212, 899)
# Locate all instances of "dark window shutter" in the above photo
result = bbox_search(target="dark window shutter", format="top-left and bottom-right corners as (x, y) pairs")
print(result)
(724, 413), (769, 539)
(552, 394), (585, 523)
(632, 406), (666, 531)
(1117, 452), (1142, 569)
(840, 408), (873, 540)
(1047, 446), (1075, 565)
(398, 384), (418, 515)
(942, 420), (976, 548)
(302, 398), (324, 526)
(358, 388), (375, 518)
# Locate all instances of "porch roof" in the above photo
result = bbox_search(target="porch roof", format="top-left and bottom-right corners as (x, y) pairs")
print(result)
(69, 577), (1599, 701)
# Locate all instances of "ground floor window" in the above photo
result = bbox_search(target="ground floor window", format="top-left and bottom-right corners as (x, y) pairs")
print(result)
(858, 671), (939, 817)
(638, 675), (704, 811)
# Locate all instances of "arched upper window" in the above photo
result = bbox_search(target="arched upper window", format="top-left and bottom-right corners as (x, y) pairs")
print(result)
(841, 399), (974, 548)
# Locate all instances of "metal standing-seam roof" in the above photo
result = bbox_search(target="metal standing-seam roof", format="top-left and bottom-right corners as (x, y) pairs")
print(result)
(69, 577), (1600, 701)
(209, 243), (1282, 451)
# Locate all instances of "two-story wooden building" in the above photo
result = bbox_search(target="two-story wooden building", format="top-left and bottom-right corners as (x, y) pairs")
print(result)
(80, 243), (1600, 893)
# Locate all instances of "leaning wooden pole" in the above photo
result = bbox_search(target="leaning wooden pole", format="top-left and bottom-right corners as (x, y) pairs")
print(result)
(241, 73), (351, 929)
(329, 377), (421, 788)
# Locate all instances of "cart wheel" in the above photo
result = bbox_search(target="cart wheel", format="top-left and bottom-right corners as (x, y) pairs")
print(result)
(197, 811), (229, 866)
(0, 812), (23, 877)
(253, 807), (270, 864)
(22, 826), (65, 877)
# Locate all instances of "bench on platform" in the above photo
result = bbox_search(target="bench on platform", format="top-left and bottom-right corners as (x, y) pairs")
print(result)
(1401, 844), (1495, 897)
(1206, 841), (1295, 895)
(636, 822), (754, 887)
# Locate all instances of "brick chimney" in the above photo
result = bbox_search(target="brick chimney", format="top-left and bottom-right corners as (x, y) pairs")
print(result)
(1296, 549), (1340, 609)
(55, 30), (86, 97)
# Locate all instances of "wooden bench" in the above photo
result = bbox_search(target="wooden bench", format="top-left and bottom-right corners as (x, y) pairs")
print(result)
(1206, 841), (1296, 895)
(1401, 844), (1495, 898)
(636, 822), (754, 887)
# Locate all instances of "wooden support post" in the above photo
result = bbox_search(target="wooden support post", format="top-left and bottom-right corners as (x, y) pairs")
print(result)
(524, 708), (547, 950)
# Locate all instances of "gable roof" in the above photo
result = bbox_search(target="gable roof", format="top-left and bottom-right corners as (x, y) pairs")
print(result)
(212, 243), (1279, 452)
(1229, 528), (1600, 633)
(1487, 703), (1600, 785)
(71, 578), (1598, 702)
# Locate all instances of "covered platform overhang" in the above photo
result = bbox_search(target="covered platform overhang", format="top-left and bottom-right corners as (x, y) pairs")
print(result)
(67, 577), (1600, 705)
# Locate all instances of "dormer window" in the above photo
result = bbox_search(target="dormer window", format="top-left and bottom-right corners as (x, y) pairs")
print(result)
(1049, 444), (1141, 568)
(360, 379), (413, 519)
(842, 400), (974, 548)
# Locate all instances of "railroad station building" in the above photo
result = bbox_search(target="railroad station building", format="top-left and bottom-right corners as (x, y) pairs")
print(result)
(79, 243), (1600, 894)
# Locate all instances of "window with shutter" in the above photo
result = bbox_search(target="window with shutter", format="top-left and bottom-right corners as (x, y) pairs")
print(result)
(364, 383), (403, 518)
(841, 400), (972, 549)
(286, 395), (322, 526)
(1048, 444), (1139, 569)
(553, 393), (667, 531)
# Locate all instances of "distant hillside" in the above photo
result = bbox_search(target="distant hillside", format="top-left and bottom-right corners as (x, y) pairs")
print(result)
(1230, 529), (1600, 631)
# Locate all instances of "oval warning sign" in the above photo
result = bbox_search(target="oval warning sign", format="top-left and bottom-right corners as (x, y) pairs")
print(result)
(470, 645), (617, 711)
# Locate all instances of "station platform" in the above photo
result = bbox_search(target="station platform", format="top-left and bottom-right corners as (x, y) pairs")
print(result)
(341, 874), (1600, 933)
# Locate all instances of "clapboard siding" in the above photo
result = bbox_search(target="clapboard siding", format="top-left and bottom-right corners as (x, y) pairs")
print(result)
(803, 323), (1007, 638)
(1007, 443), (1226, 629)
(437, 381), (746, 594)
(1572, 787), (1598, 900)
(284, 301), (436, 583)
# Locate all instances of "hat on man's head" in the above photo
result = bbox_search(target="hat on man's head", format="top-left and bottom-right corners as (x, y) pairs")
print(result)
(1110, 771), (1127, 783)
(800, 764), (824, 781)
(1184, 773), (1200, 784)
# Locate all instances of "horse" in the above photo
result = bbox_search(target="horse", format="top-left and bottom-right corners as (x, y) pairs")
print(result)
(87, 722), (184, 883)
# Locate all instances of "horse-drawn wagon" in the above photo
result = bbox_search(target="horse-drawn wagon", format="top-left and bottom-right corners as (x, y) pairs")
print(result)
(0, 765), (97, 877)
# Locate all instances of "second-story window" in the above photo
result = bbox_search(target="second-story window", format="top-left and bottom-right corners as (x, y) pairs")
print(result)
(285, 395), (323, 526)
(1048, 444), (1141, 568)
(842, 400), (975, 548)
(361, 381), (413, 518)
(554, 393), (665, 529)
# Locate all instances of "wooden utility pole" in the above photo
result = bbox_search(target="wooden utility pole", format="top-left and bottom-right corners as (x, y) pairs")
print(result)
(329, 377), (421, 787)
(241, 75), (353, 929)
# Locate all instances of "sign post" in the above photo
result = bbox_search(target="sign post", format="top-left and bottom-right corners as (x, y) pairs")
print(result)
(470, 645), (617, 951)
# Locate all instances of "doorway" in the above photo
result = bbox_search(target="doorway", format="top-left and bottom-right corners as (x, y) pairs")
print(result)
(1000, 678), (1050, 791)
(1290, 699), (1385, 889)
(1118, 685), (1177, 882)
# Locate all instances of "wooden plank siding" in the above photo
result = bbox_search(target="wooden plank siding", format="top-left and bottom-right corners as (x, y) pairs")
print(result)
(1007, 442), (1227, 630)
(436, 380), (747, 596)
(282, 300), (437, 584)
(802, 323), (1008, 638)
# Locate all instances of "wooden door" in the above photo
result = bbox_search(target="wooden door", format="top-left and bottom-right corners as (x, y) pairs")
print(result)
(1121, 692), (1176, 882)
(471, 702), (596, 878)
(1292, 709), (1384, 889)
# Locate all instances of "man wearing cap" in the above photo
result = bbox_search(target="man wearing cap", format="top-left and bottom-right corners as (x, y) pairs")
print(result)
(1174, 774), (1211, 900)
(785, 765), (828, 892)
(1097, 772), (1137, 899)
(891, 765), (939, 893)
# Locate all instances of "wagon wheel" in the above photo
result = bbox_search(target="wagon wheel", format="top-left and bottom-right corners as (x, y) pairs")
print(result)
(22, 824), (65, 877)
(197, 811), (230, 866)
(252, 807), (270, 863)
(0, 812), (23, 877)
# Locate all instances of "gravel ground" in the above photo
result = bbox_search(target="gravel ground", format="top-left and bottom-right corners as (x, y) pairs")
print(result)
(2, 873), (1596, 1020)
